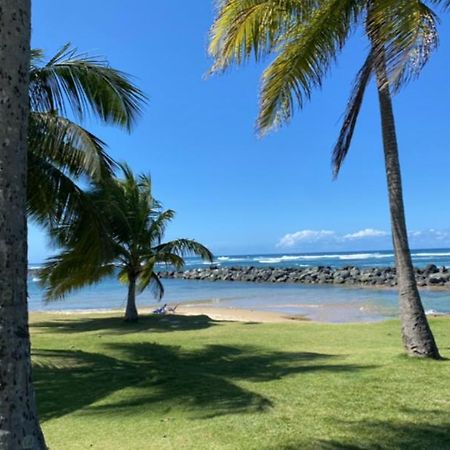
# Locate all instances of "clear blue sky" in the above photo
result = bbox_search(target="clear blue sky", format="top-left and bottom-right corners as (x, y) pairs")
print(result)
(29, 1), (450, 261)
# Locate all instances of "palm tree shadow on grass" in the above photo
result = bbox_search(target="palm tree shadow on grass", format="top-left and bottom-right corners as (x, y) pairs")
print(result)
(270, 410), (450, 449)
(320, 417), (450, 449)
(33, 343), (374, 422)
(31, 313), (218, 335)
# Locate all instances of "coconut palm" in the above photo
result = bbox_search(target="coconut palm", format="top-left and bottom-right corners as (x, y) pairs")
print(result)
(0, 1), (46, 447)
(209, 0), (449, 358)
(39, 165), (213, 322)
(28, 44), (146, 228)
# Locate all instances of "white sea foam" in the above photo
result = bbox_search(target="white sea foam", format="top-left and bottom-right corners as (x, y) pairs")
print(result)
(412, 252), (450, 258)
(257, 255), (318, 263)
(258, 258), (284, 264)
(162, 250), (450, 268)
(257, 253), (393, 263)
(226, 251), (448, 263)
(217, 256), (249, 262)
(338, 253), (393, 260)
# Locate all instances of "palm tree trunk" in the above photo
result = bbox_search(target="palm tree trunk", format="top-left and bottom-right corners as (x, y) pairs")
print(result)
(125, 275), (138, 322)
(0, 1), (47, 448)
(374, 52), (440, 359)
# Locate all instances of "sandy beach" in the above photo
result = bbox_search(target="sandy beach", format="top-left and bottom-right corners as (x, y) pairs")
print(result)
(30, 305), (308, 324)
(173, 305), (307, 323)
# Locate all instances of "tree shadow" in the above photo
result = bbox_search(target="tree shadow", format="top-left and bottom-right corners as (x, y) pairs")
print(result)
(33, 344), (373, 422)
(33, 349), (136, 422)
(270, 413), (450, 449)
(31, 313), (218, 335)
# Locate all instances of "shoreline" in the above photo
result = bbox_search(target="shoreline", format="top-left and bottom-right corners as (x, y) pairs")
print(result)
(29, 305), (308, 324)
(28, 304), (450, 324)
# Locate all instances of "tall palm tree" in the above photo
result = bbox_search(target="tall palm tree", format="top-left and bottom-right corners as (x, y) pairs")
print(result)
(208, 0), (448, 358)
(28, 44), (146, 228)
(39, 165), (213, 322)
(0, 0), (46, 447)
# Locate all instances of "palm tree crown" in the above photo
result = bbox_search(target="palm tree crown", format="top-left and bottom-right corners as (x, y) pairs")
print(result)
(39, 165), (213, 321)
(209, 1), (445, 157)
(28, 44), (147, 228)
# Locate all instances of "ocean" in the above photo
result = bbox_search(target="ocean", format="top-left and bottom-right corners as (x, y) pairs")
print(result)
(28, 248), (450, 322)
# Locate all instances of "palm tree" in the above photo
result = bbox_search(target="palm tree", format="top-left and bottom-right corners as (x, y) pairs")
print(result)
(208, 0), (448, 358)
(0, 0), (46, 447)
(28, 44), (146, 228)
(39, 165), (213, 322)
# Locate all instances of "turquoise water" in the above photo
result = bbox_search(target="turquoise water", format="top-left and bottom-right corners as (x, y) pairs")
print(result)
(29, 248), (450, 322)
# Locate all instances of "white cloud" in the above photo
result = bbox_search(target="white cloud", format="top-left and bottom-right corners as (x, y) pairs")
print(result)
(277, 227), (450, 249)
(277, 230), (336, 248)
(277, 228), (389, 248)
(343, 228), (389, 240)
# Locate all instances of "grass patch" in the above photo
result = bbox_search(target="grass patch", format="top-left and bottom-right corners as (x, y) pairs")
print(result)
(30, 313), (450, 449)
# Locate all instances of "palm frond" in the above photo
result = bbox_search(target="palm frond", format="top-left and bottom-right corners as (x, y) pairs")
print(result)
(367, 0), (439, 92)
(332, 51), (374, 178)
(39, 253), (115, 300)
(148, 210), (176, 246)
(46, 183), (120, 270)
(135, 258), (165, 299)
(27, 151), (86, 227)
(117, 266), (130, 284)
(209, 0), (318, 73)
(153, 252), (185, 269)
(155, 239), (214, 262)
(257, 0), (361, 133)
(148, 273), (165, 300)
(29, 112), (116, 180)
(136, 259), (155, 294)
(29, 43), (147, 130)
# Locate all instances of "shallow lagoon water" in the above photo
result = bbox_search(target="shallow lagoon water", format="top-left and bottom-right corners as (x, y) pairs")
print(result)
(29, 276), (450, 323)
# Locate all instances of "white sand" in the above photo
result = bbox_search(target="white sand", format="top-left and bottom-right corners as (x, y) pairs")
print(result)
(172, 305), (307, 323)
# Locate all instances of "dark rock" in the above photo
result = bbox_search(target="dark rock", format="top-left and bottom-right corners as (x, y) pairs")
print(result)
(155, 264), (449, 291)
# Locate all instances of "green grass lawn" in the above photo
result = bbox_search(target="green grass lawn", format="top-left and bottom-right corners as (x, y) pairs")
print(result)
(30, 313), (450, 450)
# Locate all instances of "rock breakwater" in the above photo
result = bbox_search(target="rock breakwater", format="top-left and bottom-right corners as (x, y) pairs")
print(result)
(158, 264), (450, 289)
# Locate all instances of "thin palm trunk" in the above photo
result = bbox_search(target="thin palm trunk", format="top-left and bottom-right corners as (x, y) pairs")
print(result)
(374, 48), (440, 359)
(0, 1), (47, 447)
(125, 275), (138, 322)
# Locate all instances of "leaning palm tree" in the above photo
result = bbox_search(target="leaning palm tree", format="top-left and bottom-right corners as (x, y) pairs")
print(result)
(209, 0), (448, 358)
(39, 165), (213, 322)
(28, 44), (146, 228)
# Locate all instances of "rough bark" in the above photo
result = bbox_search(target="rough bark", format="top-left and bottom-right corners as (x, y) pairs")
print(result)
(124, 275), (138, 322)
(374, 52), (441, 359)
(0, 0), (47, 448)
